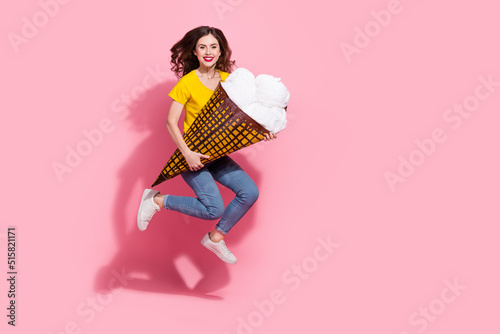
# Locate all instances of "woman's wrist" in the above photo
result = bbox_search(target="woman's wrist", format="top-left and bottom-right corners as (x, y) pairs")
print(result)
(179, 146), (192, 157)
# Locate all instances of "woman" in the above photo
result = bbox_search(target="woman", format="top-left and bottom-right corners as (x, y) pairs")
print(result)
(137, 26), (277, 264)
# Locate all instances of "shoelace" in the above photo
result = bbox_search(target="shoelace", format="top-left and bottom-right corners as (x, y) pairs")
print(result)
(219, 241), (232, 255)
(145, 211), (155, 221)
(144, 200), (160, 221)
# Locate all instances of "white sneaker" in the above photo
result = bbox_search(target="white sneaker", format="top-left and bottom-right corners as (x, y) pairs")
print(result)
(201, 233), (237, 264)
(137, 189), (161, 231)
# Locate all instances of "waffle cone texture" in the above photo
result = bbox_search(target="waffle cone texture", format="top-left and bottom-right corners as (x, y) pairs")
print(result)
(152, 83), (268, 187)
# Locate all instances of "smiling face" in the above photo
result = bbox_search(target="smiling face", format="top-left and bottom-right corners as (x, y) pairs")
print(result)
(193, 34), (221, 69)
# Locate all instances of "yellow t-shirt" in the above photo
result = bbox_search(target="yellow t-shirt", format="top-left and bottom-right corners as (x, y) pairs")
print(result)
(168, 69), (230, 133)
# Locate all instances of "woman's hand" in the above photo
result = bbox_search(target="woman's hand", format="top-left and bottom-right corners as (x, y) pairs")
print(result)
(183, 150), (210, 171)
(263, 132), (278, 141)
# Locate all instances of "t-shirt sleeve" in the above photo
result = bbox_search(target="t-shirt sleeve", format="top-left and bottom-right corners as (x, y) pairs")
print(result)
(168, 76), (190, 105)
(221, 71), (230, 82)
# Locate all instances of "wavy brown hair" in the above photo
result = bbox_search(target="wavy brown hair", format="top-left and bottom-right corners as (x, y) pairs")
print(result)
(170, 26), (236, 79)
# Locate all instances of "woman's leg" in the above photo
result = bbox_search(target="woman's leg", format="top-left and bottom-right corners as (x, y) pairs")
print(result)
(159, 167), (225, 220)
(208, 156), (259, 235)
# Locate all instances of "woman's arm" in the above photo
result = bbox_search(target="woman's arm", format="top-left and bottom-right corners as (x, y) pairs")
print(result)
(166, 100), (210, 171)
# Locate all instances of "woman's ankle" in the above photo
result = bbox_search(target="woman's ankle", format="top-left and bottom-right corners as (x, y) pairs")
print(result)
(209, 229), (225, 243)
(153, 193), (164, 208)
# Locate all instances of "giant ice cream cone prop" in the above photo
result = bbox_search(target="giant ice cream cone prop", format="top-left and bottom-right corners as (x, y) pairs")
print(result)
(152, 68), (289, 187)
(151, 82), (268, 187)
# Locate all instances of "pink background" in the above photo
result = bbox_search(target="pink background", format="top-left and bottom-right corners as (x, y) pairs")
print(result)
(2, 0), (499, 333)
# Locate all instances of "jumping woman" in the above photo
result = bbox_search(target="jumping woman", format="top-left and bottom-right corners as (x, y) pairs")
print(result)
(136, 26), (277, 264)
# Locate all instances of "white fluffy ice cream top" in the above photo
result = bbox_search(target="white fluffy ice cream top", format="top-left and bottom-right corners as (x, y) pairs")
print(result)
(221, 68), (289, 133)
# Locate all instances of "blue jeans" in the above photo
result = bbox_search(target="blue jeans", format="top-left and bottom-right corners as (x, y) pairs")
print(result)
(163, 156), (259, 234)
